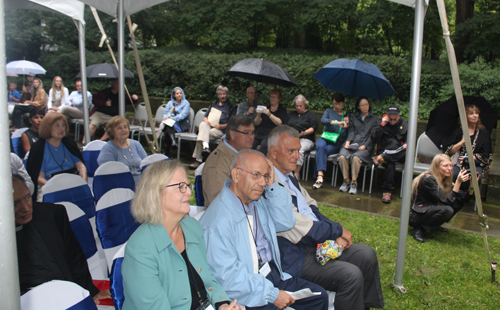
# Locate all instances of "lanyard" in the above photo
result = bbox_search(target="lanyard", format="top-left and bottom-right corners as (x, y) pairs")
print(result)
(239, 198), (264, 265)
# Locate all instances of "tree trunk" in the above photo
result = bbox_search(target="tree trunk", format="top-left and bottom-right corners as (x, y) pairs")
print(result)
(455, 0), (475, 62)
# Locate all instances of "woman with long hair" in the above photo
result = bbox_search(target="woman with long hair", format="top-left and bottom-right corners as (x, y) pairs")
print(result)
(47, 76), (69, 112)
(409, 154), (470, 243)
(443, 104), (492, 193)
(11, 78), (47, 128)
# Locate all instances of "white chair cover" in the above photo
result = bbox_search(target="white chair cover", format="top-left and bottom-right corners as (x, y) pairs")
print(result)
(140, 154), (169, 172)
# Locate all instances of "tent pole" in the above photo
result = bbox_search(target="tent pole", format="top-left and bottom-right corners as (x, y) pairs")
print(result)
(0, 0), (21, 307)
(78, 21), (91, 145)
(393, 0), (427, 293)
(118, 0), (125, 117)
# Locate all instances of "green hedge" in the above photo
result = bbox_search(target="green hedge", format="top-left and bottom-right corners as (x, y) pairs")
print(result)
(35, 48), (500, 120)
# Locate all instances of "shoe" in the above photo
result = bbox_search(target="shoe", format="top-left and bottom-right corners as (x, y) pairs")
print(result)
(312, 176), (324, 190)
(349, 182), (357, 195)
(437, 226), (448, 232)
(410, 228), (425, 243)
(202, 148), (211, 162)
(339, 180), (351, 192)
(382, 192), (391, 203)
(189, 161), (201, 170)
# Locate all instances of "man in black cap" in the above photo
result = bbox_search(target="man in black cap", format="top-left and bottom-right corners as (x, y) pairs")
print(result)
(371, 105), (408, 203)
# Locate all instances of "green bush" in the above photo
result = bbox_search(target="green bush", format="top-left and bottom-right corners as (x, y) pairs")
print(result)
(35, 48), (500, 120)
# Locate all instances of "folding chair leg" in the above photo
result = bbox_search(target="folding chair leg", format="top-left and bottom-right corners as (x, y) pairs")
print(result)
(177, 137), (181, 159)
(369, 164), (375, 194)
(362, 166), (367, 192)
(305, 155), (310, 182)
(400, 169), (404, 198)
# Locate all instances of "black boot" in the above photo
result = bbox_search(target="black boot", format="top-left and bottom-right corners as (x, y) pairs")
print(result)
(410, 228), (425, 243)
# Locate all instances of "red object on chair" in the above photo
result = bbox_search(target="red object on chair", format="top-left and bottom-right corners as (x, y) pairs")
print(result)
(92, 280), (114, 306)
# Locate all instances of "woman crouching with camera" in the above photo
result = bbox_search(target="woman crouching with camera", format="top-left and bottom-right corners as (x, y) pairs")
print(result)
(409, 154), (470, 243)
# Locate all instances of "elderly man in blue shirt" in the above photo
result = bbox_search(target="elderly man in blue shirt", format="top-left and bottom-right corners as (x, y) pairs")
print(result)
(267, 125), (384, 310)
(200, 149), (328, 310)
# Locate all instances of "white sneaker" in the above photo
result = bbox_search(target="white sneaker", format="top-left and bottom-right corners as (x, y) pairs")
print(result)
(349, 182), (357, 195)
(339, 181), (351, 192)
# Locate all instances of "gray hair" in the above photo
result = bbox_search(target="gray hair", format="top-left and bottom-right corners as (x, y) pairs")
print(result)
(131, 160), (184, 225)
(267, 125), (300, 152)
(216, 85), (229, 95)
(293, 94), (309, 109)
(231, 149), (266, 172)
(226, 115), (254, 141)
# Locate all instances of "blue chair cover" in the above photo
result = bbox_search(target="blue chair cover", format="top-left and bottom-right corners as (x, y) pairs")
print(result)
(96, 201), (139, 249)
(93, 172), (135, 202)
(66, 295), (98, 310)
(70, 215), (98, 259)
(11, 128), (28, 158)
(195, 175), (204, 207)
(110, 256), (125, 310)
(83, 150), (101, 178)
(43, 185), (96, 219)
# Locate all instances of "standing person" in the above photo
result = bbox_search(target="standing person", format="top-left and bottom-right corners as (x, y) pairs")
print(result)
(122, 160), (242, 310)
(47, 76), (69, 112)
(253, 89), (288, 155)
(20, 108), (45, 157)
(189, 85), (237, 169)
(337, 97), (379, 194)
(8, 81), (21, 114)
(97, 116), (148, 183)
(442, 103), (492, 193)
(237, 86), (259, 119)
(60, 79), (93, 121)
(286, 95), (318, 178)
(313, 93), (350, 190)
(87, 79), (139, 143)
(162, 87), (191, 157)
(20, 75), (34, 103)
(409, 154), (470, 243)
(12, 78), (47, 128)
(372, 105), (408, 203)
(200, 150), (329, 310)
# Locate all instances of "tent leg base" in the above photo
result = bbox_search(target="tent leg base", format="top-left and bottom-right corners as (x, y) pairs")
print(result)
(391, 282), (407, 294)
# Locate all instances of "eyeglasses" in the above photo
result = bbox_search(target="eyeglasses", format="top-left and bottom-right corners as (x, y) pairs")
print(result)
(237, 168), (271, 183)
(234, 130), (255, 136)
(164, 182), (193, 193)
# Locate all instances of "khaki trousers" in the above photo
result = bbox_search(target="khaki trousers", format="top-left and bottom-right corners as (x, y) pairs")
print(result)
(59, 105), (84, 120)
(338, 155), (362, 181)
(192, 122), (223, 160)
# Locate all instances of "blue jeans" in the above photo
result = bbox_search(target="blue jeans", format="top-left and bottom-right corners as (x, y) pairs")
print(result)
(315, 137), (342, 174)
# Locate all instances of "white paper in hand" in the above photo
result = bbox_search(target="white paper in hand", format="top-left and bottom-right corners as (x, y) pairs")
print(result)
(256, 105), (267, 113)
(207, 108), (222, 126)
(285, 288), (322, 300)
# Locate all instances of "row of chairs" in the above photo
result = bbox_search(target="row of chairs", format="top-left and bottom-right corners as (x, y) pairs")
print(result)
(303, 133), (442, 195)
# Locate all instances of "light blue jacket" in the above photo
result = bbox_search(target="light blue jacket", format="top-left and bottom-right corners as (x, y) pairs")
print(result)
(199, 179), (295, 307)
(163, 87), (191, 132)
(122, 216), (229, 310)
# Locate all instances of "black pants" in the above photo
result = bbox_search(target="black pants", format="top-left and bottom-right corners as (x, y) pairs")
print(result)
(301, 244), (384, 310)
(162, 126), (177, 155)
(246, 261), (328, 310)
(11, 105), (34, 128)
(409, 205), (459, 233)
(381, 151), (406, 193)
(252, 137), (269, 156)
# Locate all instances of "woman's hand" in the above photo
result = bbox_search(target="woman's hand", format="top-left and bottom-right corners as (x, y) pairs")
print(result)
(344, 141), (351, 149)
(359, 145), (366, 151)
(456, 168), (471, 185)
(76, 162), (88, 182)
(338, 121), (348, 128)
(219, 299), (244, 310)
(93, 290), (111, 305)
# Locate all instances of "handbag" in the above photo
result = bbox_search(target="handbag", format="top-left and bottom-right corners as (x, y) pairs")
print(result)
(321, 111), (344, 143)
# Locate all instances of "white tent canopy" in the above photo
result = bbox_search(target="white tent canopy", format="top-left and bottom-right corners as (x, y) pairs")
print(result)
(5, 0), (85, 24)
(388, 0), (428, 7)
(76, 0), (168, 17)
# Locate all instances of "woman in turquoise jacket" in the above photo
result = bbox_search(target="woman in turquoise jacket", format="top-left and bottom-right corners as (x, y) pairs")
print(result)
(122, 160), (242, 310)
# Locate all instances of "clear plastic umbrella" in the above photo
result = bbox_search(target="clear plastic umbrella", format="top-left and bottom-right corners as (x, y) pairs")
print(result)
(6, 60), (46, 75)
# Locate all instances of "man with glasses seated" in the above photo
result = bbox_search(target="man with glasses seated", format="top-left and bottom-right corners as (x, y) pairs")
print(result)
(200, 150), (328, 310)
(202, 115), (255, 207)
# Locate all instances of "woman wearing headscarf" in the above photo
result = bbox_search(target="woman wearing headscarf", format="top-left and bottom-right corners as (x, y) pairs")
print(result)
(162, 87), (191, 156)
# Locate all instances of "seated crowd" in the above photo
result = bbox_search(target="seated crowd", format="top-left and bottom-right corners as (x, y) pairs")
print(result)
(8, 80), (492, 310)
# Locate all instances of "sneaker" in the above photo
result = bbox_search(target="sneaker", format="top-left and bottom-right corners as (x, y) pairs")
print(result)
(339, 180), (351, 192)
(349, 182), (357, 195)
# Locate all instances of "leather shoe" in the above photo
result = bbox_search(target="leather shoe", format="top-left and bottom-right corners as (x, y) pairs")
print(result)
(382, 192), (391, 204)
(437, 226), (448, 232)
(410, 228), (425, 243)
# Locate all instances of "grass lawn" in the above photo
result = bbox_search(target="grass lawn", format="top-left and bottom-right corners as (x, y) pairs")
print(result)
(318, 205), (500, 310)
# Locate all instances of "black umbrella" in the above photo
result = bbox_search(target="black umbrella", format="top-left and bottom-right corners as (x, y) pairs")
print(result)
(75, 63), (134, 79)
(226, 58), (298, 87)
(426, 96), (498, 149)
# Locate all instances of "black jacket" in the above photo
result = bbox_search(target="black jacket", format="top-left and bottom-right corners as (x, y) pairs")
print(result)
(204, 99), (237, 133)
(18, 202), (99, 296)
(372, 117), (408, 155)
(411, 173), (465, 213)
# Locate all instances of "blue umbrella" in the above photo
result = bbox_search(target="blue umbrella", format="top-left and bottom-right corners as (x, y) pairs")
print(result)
(313, 59), (395, 100)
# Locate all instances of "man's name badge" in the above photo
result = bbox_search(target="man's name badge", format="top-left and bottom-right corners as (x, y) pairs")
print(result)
(259, 261), (271, 277)
(196, 300), (215, 310)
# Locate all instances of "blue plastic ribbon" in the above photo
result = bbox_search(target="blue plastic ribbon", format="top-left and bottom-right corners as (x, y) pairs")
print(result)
(96, 201), (139, 249)
(93, 173), (135, 202)
(83, 151), (101, 177)
(70, 215), (98, 259)
(43, 186), (96, 219)
(66, 294), (97, 310)
(110, 257), (125, 310)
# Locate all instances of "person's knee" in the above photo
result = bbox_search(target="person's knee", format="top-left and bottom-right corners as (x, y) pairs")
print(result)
(338, 155), (347, 163)
(339, 265), (364, 291)
(441, 205), (454, 218)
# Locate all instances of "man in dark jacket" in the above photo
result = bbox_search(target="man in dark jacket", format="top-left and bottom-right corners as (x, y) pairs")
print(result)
(12, 174), (110, 304)
(372, 105), (408, 203)
(267, 125), (384, 310)
(189, 85), (237, 169)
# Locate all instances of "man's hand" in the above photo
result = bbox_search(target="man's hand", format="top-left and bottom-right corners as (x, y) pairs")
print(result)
(131, 94), (139, 101)
(213, 124), (220, 130)
(247, 107), (255, 115)
(381, 115), (389, 126)
(203, 117), (211, 126)
(341, 227), (353, 249)
(105, 100), (112, 107)
(219, 299), (244, 310)
(273, 290), (295, 309)
(359, 145), (366, 151)
(402, 144), (407, 150)
(93, 289), (111, 305)
(266, 158), (275, 185)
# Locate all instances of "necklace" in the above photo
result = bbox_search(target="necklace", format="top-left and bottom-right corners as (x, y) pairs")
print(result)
(48, 142), (67, 170)
(119, 140), (136, 174)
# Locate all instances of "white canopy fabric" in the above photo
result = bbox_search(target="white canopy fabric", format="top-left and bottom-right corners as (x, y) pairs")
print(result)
(5, 0), (85, 24)
(386, 0), (429, 8)
(76, 0), (169, 17)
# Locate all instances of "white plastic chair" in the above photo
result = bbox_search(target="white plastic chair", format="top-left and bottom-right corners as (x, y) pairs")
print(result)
(140, 154), (169, 172)
(93, 162), (135, 202)
(95, 188), (138, 273)
(414, 132), (442, 174)
(20, 280), (98, 310)
(129, 102), (149, 139)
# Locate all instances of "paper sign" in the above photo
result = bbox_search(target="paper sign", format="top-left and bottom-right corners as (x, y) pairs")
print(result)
(207, 108), (222, 126)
